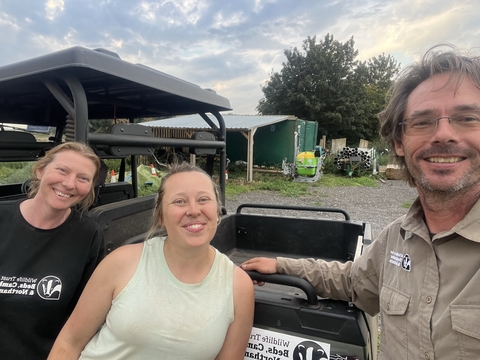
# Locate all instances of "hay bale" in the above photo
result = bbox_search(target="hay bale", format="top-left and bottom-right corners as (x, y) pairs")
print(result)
(385, 164), (402, 180)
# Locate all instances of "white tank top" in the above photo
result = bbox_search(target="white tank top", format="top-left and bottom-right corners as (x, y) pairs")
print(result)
(80, 237), (235, 360)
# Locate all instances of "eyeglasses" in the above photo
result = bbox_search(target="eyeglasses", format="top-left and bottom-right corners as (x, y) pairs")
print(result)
(399, 113), (480, 136)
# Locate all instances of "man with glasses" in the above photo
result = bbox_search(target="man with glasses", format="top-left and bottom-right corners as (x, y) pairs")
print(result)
(242, 44), (480, 359)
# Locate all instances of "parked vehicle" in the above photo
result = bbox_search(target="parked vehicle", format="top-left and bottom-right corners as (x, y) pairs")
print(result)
(0, 47), (377, 359)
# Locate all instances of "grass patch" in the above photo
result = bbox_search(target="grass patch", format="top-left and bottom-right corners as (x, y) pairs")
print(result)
(225, 171), (379, 199)
(225, 181), (254, 198)
(312, 174), (378, 188)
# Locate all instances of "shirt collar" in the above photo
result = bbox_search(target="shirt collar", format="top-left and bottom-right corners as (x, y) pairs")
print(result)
(400, 198), (429, 242)
(400, 197), (480, 244)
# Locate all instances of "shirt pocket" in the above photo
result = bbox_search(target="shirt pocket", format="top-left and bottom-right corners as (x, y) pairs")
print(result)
(451, 305), (480, 358)
(381, 285), (410, 315)
(379, 285), (410, 359)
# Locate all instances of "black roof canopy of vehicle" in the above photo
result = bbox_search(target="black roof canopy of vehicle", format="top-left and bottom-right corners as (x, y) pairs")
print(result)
(0, 47), (230, 202)
(0, 46), (231, 126)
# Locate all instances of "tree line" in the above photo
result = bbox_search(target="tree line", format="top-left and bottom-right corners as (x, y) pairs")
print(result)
(256, 34), (400, 145)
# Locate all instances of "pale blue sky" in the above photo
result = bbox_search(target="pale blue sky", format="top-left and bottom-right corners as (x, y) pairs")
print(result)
(1, 0), (478, 113)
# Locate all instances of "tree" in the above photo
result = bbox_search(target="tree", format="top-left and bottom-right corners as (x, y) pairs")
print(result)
(362, 54), (400, 140)
(256, 34), (400, 144)
(89, 119), (115, 133)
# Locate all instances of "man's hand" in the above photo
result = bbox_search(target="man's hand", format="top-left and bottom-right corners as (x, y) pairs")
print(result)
(241, 257), (277, 274)
(241, 257), (278, 286)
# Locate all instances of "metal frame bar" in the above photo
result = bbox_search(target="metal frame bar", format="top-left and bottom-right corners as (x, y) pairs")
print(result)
(35, 74), (228, 205)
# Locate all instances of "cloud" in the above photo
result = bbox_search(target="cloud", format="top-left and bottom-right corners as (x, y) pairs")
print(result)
(45, 0), (65, 20)
(0, 0), (479, 113)
(332, 0), (479, 65)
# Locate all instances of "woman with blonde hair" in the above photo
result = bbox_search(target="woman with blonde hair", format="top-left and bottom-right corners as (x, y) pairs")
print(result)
(0, 142), (105, 360)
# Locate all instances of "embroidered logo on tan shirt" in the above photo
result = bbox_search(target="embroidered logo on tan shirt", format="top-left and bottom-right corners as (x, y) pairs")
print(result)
(389, 251), (411, 271)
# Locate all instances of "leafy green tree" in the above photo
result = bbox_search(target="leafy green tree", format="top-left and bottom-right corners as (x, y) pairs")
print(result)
(257, 34), (400, 144)
(362, 54), (400, 140)
(89, 119), (115, 133)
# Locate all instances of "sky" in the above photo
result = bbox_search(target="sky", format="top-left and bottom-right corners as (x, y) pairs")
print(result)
(0, 0), (479, 114)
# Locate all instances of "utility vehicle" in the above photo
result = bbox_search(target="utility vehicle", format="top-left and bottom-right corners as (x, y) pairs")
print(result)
(0, 47), (377, 359)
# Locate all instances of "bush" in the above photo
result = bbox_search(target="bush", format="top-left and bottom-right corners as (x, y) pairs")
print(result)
(103, 159), (127, 175)
(0, 162), (34, 185)
(321, 154), (342, 175)
(376, 152), (390, 166)
(370, 138), (391, 165)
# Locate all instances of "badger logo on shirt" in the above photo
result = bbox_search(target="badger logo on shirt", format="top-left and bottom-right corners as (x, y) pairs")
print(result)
(293, 341), (328, 360)
(37, 276), (62, 300)
(401, 254), (411, 271)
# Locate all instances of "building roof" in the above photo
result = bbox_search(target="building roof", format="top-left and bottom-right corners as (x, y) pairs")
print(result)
(141, 114), (297, 131)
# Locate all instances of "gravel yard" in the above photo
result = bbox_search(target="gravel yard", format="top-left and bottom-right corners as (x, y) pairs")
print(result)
(225, 179), (418, 239)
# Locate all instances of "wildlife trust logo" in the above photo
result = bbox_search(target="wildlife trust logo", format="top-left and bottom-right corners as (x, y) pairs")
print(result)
(245, 327), (330, 360)
(293, 341), (328, 360)
(37, 276), (62, 300)
(389, 251), (411, 272)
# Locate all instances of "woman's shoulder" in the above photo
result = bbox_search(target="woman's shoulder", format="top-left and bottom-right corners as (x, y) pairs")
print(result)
(233, 265), (254, 291)
(0, 199), (21, 216)
(213, 248), (237, 272)
(94, 243), (145, 290)
(107, 243), (144, 263)
(95, 243), (144, 273)
(71, 209), (104, 231)
(232, 265), (254, 313)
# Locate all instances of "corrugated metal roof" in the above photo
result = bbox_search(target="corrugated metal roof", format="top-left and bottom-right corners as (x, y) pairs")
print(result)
(140, 114), (297, 130)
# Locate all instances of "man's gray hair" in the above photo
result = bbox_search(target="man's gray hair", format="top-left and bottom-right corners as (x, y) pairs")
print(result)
(379, 44), (480, 185)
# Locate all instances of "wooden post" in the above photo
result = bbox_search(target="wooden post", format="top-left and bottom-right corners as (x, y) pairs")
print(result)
(359, 139), (369, 148)
(247, 128), (257, 182)
(331, 138), (347, 154)
(319, 135), (326, 149)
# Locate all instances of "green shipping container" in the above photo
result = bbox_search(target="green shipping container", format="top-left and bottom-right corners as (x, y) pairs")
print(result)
(226, 118), (318, 167)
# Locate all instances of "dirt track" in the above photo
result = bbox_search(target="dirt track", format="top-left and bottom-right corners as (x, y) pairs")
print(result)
(225, 179), (418, 239)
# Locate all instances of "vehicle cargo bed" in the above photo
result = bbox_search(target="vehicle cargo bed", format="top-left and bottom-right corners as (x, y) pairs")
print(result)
(212, 204), (375, 360)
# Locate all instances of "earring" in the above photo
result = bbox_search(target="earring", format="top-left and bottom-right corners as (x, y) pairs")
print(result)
(216, 218), (220, 225)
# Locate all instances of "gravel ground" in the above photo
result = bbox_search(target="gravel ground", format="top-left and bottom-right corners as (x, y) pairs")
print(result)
(225, 179), (418, 239)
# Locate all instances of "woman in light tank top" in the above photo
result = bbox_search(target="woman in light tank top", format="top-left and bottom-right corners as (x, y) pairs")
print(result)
(48, 163), (254, 360)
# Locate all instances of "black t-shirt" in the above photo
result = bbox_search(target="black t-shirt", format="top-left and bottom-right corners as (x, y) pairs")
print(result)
(0, 200), (105, 359)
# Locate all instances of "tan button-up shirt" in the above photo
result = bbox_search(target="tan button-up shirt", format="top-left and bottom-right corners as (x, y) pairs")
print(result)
(277, 198), (480, 359)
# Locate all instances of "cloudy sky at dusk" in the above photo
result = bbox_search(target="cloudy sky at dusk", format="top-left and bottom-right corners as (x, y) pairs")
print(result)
(0, 0), (478, 114)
